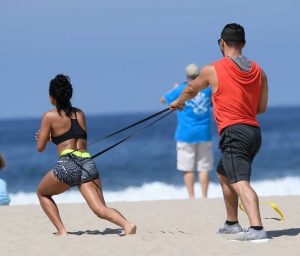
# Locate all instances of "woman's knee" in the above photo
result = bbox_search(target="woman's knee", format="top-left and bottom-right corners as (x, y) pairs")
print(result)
(36, 185), (43, 197)
(92, 206), (108, 219)
(36, 185), (50, 198)
(36, 188), (46, 199)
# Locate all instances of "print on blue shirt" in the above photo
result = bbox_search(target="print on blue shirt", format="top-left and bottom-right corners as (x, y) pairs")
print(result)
(164, 82), (212, 143)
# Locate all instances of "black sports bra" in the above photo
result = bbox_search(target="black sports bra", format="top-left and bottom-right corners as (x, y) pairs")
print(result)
(51, 108), (87, 145)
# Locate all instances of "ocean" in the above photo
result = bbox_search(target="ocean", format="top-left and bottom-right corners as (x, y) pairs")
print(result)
(0, 106), (300, 205)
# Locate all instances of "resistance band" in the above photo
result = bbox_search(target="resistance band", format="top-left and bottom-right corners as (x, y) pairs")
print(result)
(239, 202), (285, 222)
(64, 108), (172, 159)
(88, 107), (170, 148)
(91, 109), (172, 159)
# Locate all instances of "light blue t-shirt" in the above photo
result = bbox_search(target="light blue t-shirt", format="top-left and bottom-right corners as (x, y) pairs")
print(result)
(0, 178), (10, 205)
(164, 82), (212, 143)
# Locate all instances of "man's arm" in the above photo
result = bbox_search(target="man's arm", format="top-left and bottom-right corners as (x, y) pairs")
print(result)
(161, 82), (182, 106)
(161, 83), (180, 104)
(169, 65), (211, 111)
(257, 69), (268, 115)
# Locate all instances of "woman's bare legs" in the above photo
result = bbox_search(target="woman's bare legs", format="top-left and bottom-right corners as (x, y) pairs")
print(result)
(37, 171), (70, 236)
(79, 178), (136, 235)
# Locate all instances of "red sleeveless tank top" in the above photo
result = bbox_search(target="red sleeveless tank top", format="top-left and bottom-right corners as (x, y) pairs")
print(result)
(212, 57), (262, 134)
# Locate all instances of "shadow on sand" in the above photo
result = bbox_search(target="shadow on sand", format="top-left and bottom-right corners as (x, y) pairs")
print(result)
(267, 228), (300, 238)
(68, 228), (123, 236)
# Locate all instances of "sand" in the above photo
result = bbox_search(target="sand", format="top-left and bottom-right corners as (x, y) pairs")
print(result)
(0, 196), (299, 256)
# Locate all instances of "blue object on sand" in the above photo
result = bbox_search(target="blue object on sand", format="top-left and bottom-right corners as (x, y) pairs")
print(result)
(0, 178), (10, 205)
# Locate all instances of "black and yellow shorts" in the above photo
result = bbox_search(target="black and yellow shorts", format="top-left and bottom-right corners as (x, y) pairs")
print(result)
(52, 150), (99, 187)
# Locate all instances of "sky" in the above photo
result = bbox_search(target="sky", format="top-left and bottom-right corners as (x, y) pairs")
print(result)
(0, 0), (299, 119)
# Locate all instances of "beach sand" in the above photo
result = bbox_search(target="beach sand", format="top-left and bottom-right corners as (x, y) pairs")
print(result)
(0, 196), (299, 256)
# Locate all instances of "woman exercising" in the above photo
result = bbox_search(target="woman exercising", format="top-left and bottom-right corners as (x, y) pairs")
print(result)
(36, 74), (136, 236)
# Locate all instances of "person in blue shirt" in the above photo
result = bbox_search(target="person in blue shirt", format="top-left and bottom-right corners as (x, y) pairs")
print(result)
(161, 64), (213, 198)
(0, 153), (10, 205)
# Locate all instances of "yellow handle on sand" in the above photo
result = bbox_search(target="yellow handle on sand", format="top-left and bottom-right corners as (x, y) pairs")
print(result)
(238, 201), (285, 223)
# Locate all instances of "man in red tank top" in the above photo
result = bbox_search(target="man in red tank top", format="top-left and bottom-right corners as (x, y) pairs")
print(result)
(170, 23), (268, 241)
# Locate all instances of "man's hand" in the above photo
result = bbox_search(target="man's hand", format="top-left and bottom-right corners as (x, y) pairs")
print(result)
(169, 100), (185, 112)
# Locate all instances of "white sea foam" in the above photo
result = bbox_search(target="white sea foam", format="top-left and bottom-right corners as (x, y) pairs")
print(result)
(9, 176), (300, 205)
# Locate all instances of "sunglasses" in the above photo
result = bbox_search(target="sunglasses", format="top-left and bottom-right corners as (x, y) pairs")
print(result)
(217, 38), (222, 45)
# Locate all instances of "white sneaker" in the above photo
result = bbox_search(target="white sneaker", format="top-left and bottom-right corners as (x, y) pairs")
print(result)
(234, 227), (268, 241)
(217, 223), (244, 234)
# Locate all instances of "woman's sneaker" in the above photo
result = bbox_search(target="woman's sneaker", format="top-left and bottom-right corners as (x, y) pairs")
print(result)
(234, 227), (268, 241)
(217, 223), (244, 234)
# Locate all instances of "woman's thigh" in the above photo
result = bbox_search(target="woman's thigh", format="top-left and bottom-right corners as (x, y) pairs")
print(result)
(37, 171), (70, 196)
(79, 178), (106, 209)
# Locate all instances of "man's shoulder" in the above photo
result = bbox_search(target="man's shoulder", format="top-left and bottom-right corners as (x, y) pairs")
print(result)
(201, 64), (216, 75)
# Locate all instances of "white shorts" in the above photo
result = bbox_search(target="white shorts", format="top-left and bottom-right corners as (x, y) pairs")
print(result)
(177, 141), (214, 172)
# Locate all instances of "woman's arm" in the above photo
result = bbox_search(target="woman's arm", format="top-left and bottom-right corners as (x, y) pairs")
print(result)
(36, 112), (52, 152)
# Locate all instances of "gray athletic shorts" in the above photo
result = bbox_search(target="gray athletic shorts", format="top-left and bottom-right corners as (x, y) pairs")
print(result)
(52, 154), (99, 187)
(217, 124), (261, 184)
